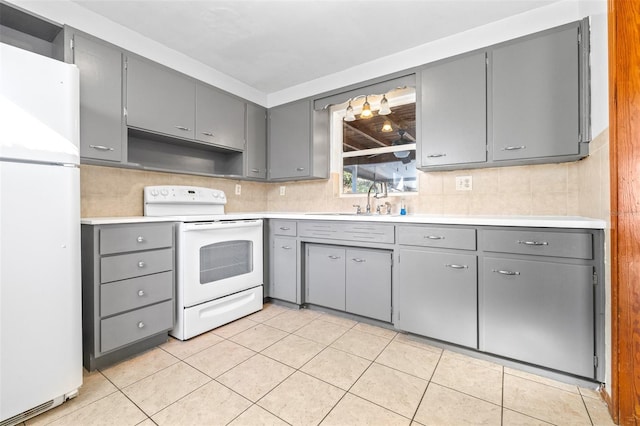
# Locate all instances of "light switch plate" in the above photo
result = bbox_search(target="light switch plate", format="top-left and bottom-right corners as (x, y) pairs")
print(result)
(455, 176), (472, 191)
(235, 184), (241, 195)
(279, 186), (286, 196)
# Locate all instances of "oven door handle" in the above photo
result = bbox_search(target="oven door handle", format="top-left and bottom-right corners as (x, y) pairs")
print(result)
(182, 220), (262, 232)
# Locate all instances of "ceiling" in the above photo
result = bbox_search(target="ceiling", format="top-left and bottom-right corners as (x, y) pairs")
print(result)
(71, 0), (560, 94)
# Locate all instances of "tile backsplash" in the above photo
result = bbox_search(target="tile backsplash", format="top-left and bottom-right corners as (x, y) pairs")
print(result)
(81, 129), (609, 223)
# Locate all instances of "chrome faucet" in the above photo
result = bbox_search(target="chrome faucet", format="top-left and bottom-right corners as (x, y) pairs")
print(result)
(366, 182), (378, 214)
(366, 181), (388, 214)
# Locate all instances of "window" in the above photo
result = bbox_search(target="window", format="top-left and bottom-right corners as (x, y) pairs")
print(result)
(334, 88), (417, 195)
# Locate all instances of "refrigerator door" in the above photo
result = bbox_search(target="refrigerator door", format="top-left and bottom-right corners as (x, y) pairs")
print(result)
(0, 43), (79, 165)
(0, 161), (82, 421)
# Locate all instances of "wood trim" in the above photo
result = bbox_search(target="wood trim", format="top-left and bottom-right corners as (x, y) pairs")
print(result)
(609, 0), (640, 424)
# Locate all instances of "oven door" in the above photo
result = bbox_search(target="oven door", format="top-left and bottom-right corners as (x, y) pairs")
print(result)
(178, 219), (263, 307)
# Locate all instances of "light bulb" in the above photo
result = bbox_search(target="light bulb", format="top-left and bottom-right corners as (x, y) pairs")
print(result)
(381, 121), (393, 132)
(360, 97), (373, 119)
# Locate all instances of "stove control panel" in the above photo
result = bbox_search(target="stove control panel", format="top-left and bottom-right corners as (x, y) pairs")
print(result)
(144, 186), (227, 204)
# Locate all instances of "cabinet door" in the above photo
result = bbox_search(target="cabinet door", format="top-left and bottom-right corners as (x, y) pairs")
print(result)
(480, 257), (594, 377)
(271, 237), (297, 302)
(398, 249), (477, 347)
(345, 249), (392, 322)
(269, 100), (311, 179)
(420, 52), (487, 167)
(73, 34), (123, 162)
(195, 84), (245, 151)
(126, 56), (195, 139)
(491, 26), (579, 161)
(306, 245), (345, 311)
(246, 103), (267, 179)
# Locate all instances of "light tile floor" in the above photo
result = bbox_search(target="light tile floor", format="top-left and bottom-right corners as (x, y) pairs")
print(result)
(25, 303), (615, 426)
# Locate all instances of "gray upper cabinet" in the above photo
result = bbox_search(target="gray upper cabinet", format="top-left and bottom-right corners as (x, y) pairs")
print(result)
(269, 99), (311, 179)
(195, 83), (246, 151)
(126, 55), (195, 139)
(490, 24), (582, 161)
(420, 52), (487, 168)
(246, 103), (267, 179)
(72, 33), (124, 162)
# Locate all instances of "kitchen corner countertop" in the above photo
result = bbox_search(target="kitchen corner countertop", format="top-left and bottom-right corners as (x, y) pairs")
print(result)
(82, 213), (606, 229)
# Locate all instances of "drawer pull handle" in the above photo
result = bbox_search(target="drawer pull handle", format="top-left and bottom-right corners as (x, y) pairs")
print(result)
(137, 321), (145, 329)
(445, 264), (468, 269)
(424, 235), (444, 240)
(136, 236), (145, 243)
(492, 269), (520, 276)
(426, 153), (446, 158)
(517, 240), (548, 246)
(137, 290), (145, 297)
(328, 255), (341, 260)
(281, 245), (292, 250)
(137, 261), (146, 268)
(296, 167), (305, 171)
(279, 226), (291, 230)
(175, 125), (191, 131)
(351, 258), (366, 263)
(251, 168), (260, 173)
(89, 144), (114, 151)
(502, 145), (526, 151)
(201, 131), (214, 136)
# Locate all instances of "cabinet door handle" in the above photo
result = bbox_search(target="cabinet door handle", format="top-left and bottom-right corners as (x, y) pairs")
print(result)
(251, 168), (260, 173)
(201, 131), (214, 136)
(492, 269), (520, 276)
(175, 125), (191, 131)
(137, 261), (146, 268)
(351, 258), (366, 263)
(136, 236), (145, 243)
(137, 290), (145, 297)
(281, 245), (292, 250)
(89, 144), (114, 151)
(137, 321), (145, 329)
(502, 145), (526, 151)
(296, 167), (305, 171)
(424, 235), (444, 240)
(279, 226), (290, 230)
(426, 153), (446, 158)
(328, 255), (341, 260)
(445, 264), (468, 269)
(517, 240), (548, 246)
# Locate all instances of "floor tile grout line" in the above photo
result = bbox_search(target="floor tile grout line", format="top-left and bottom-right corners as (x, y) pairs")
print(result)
(97, 369), (166, 422)
(141, 376), (215, 420)
(409, 345), (444, 423)
(580, 393), (596, 426)
(500, 365), (505, 426)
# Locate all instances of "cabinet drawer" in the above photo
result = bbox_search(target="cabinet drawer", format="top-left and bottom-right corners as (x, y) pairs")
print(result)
(482, 230), (592, 259)
(101, 271), (173, 317)
(100, 224), (173, 255)
(339, 223), (395, 244)
(298, 221), (339, 239)
(398, 226), (476, 250)
(101, 248), (173, 283)
(101, 300), (173, 353)
(271, 220), (297, 236)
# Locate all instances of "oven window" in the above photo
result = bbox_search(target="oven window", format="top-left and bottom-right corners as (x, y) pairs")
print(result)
(200, 240), (253, 284)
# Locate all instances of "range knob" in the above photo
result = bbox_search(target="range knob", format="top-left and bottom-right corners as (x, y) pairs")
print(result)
(150, 189), (159, 196)
(160, 189), (169, 196)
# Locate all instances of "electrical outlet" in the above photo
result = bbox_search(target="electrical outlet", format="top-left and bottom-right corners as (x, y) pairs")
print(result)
(279, 186), (286, 196)
(235, 184), (241, 195)
(455, 175), (473, 191)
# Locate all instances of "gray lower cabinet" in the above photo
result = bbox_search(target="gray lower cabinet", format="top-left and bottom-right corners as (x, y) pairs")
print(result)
(397, 248), (478, 348)
(271, 237), (298, 302)
(72, 32), (124, 162)
(195, 83), (246, 151)
(245, 103), (267, 179)
(419, 52), (487, 168)
(306, 244), (392, 322)
(81, 222), (175, 370)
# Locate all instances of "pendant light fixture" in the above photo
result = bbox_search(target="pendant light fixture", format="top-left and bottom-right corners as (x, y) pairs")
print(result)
(381, 121), (393, 132)
(378, 95), (391, 115)
(344, 101), (356, 122)
(360, 96), (373, 119)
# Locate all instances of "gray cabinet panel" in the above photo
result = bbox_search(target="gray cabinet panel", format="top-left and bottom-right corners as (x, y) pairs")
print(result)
(269, 99), (311, 179)
(480, 257), (594, 377)
(398, 249), (477, 348)
(100, 271), (173, 317)
(306, 245), (345, 311)
(270, 220), (297, 237)
(271, 237), (297, 302)
(195, 83), (245, 151)
(126, 56), (195, 139)
(345, 249), (391, 322)
(339, 223), (395, 244)
(246, 103), (267, 179)
(100, 223), (173, 255)
(420, 53), (487, 167)
(73, 34), (123, 162)
(482, 229), (592, 259)
(100, 300), (173, 353)
(491, 26), (580, 160)
(398, 226), (476, 250)
(100, 248), (173, 283)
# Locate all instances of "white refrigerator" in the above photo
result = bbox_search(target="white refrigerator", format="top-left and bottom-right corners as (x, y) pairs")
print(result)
(0, 43), (82, 424)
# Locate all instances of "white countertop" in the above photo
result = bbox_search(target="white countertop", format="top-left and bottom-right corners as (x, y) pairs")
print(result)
(82, 212), (606, 229)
